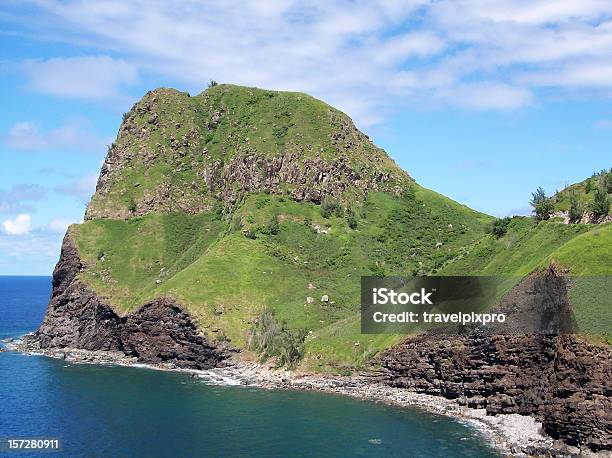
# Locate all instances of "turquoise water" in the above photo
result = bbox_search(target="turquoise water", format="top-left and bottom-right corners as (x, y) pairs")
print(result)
(0, 276), (499, 457)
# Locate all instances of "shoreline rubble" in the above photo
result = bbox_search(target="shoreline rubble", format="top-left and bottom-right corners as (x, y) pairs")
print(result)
(6, 335), (602, 457)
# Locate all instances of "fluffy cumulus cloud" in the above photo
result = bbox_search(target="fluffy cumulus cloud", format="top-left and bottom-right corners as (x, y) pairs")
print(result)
(6, 0), (612, 123)
(2, 214), (32, 235)
(4, 119), (111, 154)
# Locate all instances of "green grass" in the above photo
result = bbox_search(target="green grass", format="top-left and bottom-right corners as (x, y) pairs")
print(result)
(74, 85), (610, 370)
(441, 220), (612, 341)
(552, 170), (611, 215)
(74, 195), (612, 370)
(73, 185), (493, 371)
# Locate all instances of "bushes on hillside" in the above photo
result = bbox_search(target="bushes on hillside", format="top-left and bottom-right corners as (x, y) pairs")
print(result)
(268, 214), (280, 235)
(489, 217), (511, 237)
(247, 309), (307, 368)
(530, 187), (554, 220)
(592, 178), (610, 217)
(568, 191), (583, 222)
(321, 196), (343, 218)
(128, 197), (137, 213)
(346, 208), (358, 229)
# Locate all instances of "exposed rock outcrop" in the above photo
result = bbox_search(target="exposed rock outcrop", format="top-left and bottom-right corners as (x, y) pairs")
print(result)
(380, 268), (612, 451)
(32, 233), (229, 370)
(553, 210), (612, 225)
(84, 86), (411, 220)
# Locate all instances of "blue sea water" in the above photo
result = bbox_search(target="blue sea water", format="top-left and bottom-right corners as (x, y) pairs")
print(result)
(0, 276), (499, 457)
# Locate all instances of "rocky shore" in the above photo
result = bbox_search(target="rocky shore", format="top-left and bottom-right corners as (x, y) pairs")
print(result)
(7, 336), (609, 458)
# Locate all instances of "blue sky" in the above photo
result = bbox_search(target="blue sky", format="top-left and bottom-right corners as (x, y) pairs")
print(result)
(1, 0), (612, 275)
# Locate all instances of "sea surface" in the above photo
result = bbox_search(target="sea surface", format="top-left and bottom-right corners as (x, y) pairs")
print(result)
(0, 276), (499, 457)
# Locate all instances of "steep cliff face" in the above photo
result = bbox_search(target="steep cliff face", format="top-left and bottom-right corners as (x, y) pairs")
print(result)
(380, 269), (612, 451)
(34, 234), (229, 369)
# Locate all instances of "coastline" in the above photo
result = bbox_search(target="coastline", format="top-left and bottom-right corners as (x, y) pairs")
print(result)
(5, 334), (596, 457)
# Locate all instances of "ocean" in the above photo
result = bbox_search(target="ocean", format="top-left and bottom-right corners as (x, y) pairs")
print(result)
(0, 276), (498, 457)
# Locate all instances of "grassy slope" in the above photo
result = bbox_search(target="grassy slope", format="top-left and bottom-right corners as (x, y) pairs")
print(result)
(441, 219), (611, 340)
(548, 224), (612, 342)
(75, 86), (610, 371)
(74, 192), (611, 370)
(73, 186), (491, 371)
(552, 169), (611, 215)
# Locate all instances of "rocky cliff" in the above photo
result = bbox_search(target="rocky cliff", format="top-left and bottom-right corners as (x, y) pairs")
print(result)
(32, 233), (230, 369)
(380, 268), (612, 451)
(85, 85), (411, 220)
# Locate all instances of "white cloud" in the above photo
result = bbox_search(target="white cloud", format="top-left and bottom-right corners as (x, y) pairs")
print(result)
(47, 218), (77, 233)
(21, 55), (138, 100)
(2, 214), (32, 235)
(55, 173), (98, 202)
(4, 119), (110, 154)
(7, 0), (612, 123)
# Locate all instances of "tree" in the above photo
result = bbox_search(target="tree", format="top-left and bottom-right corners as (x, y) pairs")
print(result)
(346, 208), (357, 229)
(568, 191), (583, 222)
(321, 196), (342, 218)
(530, 187), (554, 221)
(268, 214), (280, 235)
(489, 217), (511, 237)
(592, 177), (610, 217)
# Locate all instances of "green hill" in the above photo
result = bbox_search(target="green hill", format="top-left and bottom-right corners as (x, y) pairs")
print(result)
(552, 169), (611, 220)
(66, 84), (611, 371)
(441, 217), (612, 342)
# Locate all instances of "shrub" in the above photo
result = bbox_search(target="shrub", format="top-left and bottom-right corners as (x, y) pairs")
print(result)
(568, 191), (583, 222)
(489, 217), (511, 237)
(346, 207), (358, 229)
(247, 309), (306, 368)
(268, 214), (280, 235)
(321, 196), (342, 218)
(128, 197), (137, 213)
(530, 187), (554, 221)
(592, 178), (610, 217)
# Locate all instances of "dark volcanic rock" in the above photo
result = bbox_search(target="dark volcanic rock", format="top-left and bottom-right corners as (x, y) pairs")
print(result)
(34, 233), (228, 369)
(380, 269), (612, 451)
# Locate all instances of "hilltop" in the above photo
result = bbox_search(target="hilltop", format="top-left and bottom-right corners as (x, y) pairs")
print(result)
(86, 84), (410, 220)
